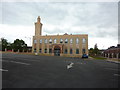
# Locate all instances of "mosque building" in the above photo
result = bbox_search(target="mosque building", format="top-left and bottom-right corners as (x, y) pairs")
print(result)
(32, 16), (88, 57)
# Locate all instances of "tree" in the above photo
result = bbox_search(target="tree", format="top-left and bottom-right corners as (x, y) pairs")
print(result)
(12, 39), (27, 52)
(94, 43), (99, 55)
(89, 48), (94, 55)
(1, 38), (8, 51)
(89, 44), (100, 56)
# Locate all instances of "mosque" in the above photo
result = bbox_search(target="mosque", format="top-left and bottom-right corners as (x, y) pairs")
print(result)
(32, 16), (88, 57)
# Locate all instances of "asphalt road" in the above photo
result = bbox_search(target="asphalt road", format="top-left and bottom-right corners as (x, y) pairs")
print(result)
(1, 53), (119, 88)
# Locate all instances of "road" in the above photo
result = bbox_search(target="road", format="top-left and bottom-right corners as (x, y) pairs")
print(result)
(1, 53), (119, 88)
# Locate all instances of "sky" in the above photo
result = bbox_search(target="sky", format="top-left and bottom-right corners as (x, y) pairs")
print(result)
(0, 0), (119, 49)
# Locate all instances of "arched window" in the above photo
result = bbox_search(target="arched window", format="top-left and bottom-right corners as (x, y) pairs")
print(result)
(34, 40), (37, 43)
(54, 39), (57, 43)
(44, 48), (47, 53)
(65, 38), (68, 43)
(39, 49), (42, 53)
(70, 38), (73, 44)
(82, 38), (86, 44)
(34, 48), (36, 52)
(76, 49), (79, 54)
(40, 39), (42, 43)
(76, 38), (79, 44)
(44, 39), (47, 44)
(60, 38), (63, 43)
(64, 49), (67, 54)
(82, 49), (86, 54)
(49, 38), (52, 43)
(70, 49), (72, 54)
(49, 48), (52, 53)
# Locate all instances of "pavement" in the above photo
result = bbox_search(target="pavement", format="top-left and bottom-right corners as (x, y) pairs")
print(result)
(106, 59), (120, 64)
(1, 53), (119, 88)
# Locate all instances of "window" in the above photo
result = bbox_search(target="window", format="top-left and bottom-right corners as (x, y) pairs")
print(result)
(45, 39), (47, 44)
(70, 49), (72, 54)
(40, 39), (42, 43)
(34, 48), (36, 52)
(49, 48), (52, 53)
(49, 39), (52, 43)
(60, 39), (63, 43)
(70, 38), (73, 44)
(76, 49), (79, 54)
(54, 39), (57, 43)
(34, 40), (37, 43)
(82, 38), (86, 44)
(82, 49), (86, 54)
(44, 48), (47, 53)
(65, 38), (68, 43)
(76, 38), (79, 44)
(64, 49), (67, 54)
(39, 49), (42, 53)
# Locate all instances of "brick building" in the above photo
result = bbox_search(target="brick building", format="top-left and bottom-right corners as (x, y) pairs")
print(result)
(103, 44), (120, 59)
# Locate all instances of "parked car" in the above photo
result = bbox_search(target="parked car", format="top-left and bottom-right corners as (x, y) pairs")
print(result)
(82, 54), (88, 58)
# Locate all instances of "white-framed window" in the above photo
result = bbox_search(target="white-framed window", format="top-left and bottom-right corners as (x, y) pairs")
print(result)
(65, 38), (68, 43)
(70, 38), (73, 44)
(82, 38), (86, 44)
(34, 40), (37, 43)
(44, 39), (47, 44)
(60, 38), (63, 43)
(40, 39), (42, 43)
(54, 39), (57, 43)
(76, 38), (79, 44)
(49, 38), (52, 43)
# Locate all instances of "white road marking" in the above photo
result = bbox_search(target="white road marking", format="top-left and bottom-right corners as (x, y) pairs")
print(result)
(0, 60), (8, 62)
(114, 74), (120, 76)
(10, 61), (30, 65)
(0, 69), (8, 72)
(1, 60), (30, 65)
(105, 68), (119, 71)
(67, 62), (74, 69)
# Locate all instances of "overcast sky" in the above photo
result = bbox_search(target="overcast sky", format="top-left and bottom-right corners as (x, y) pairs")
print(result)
(0, 0), (118, 49)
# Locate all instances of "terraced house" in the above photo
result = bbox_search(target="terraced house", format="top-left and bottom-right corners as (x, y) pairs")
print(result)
(32, 16), (88, 57)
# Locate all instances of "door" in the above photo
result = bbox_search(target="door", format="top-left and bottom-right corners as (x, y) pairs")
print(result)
(54, 46), (61, 56)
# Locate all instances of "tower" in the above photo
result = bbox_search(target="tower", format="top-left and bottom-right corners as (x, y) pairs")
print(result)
(35, 16), (42, 36)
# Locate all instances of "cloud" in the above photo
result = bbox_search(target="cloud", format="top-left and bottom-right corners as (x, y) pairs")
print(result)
(0, 24), (34, 46)
(0, 2), (118, 48)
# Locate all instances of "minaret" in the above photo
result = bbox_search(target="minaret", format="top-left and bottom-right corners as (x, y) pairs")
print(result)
(35, 16), (42, 36)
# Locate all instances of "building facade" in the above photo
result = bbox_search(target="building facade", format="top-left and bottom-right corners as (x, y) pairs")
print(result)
(32, 16), (88, 57)
(103, 44), (120, 59)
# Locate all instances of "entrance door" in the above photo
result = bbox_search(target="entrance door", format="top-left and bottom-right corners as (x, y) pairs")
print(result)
(54, 46), (61, 56)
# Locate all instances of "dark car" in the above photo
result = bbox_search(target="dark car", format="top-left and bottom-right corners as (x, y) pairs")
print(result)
(82, 54), (88, 58)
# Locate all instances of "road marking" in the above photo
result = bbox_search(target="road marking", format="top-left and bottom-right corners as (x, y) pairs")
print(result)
(0, 69), (8, 72)
(0, 60), (8, 62)
(67, 62), (74, 69)
(10, 61), (30, 65)
(114, 74), (120, 76)
(105, 68), (119, 71)
(1, 60), (30, 65)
